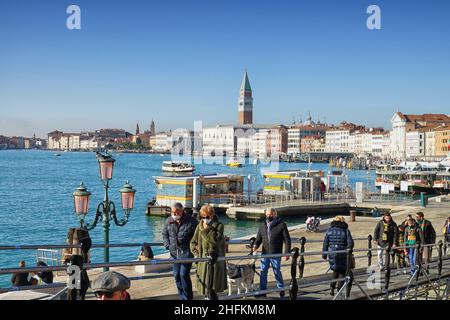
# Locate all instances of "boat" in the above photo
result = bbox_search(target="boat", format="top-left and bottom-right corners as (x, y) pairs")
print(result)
(146, 174), (244, 216)
(262, 170), (324, 198)
(226, 159), (242, 168)
(375, 169), (407, 191)
(54, 153), (61, 157)
(404, 171), (437, 195)
(433, 170), (450, 194)
(161, 161), (195, 173)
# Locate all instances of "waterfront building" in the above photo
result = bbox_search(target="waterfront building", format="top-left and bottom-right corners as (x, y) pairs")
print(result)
(434, 125), (450, 157)
(236, 126), (255, 157)
(287, 121), (329, 155)
(267, 125), (288, 156)
(237, 71), (253, 125)
(154, 132), (172, 152)
(325, 122), (367, 153)
(300, 135), (326, 153)
(47, 131), (64, 150)
(202, 125), (236, 156)
(171, 129), (194, 155)
(405, 130), (426, 158)
(150, 135), (157, 148)
(80, 135), (98, 150)
(250, 128), (269, 158)
(390, 112), (450, 159)
(425, 130), (436, 157)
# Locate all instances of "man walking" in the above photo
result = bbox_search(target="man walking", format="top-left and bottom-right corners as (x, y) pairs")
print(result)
(162, 202), (198, 300)
(415, 212), (436, 273)
(373, 212), (398, 270)
(254, 208), (291, 298)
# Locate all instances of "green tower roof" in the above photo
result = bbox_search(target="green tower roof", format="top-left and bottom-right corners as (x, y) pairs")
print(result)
(241, 71), (252, 91)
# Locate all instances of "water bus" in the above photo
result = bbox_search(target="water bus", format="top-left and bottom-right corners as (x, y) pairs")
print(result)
(262, 170), (324, 197)
(146, 173), (244, 216)
(161, 161), (195, 173)
(433, 170), (450, 194)
(404, 171), (437, 195)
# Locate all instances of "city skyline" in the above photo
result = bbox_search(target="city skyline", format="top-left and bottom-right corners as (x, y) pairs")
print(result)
(2, 0), (450, 138)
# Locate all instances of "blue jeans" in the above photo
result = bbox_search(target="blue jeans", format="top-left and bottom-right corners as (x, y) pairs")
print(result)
(408, 248), (417, 275)
(172, 262), (193, 300)
(259, 257), (284, 291)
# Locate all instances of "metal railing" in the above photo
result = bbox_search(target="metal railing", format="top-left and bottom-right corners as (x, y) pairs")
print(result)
(1, 235), (449, 300)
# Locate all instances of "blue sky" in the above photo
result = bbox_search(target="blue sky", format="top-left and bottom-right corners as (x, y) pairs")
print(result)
(1, 0), (450, 138)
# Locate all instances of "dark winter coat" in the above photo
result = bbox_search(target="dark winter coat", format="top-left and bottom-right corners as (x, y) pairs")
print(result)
(322, 221), (354, 272)
(373, 219), (398, 247)
(417, 219), (436, 244)
(255, 217), (291, 254)
(11, 272), (30, 287)
(163, 213), (198, 259)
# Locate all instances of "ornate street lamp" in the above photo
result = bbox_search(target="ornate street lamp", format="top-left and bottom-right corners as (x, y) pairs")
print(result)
(72, 152), (136, 271)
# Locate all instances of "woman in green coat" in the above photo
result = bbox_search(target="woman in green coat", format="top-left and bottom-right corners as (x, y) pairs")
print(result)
(190, 204), (227, 297)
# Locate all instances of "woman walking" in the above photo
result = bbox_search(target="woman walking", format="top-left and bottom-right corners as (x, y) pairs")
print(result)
(190, 204), (227, 298)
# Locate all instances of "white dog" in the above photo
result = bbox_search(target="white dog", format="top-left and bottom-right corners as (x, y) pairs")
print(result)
(226, 255), (257, 296)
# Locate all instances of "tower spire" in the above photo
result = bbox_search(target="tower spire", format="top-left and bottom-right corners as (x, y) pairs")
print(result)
(238, 70), (253, 125)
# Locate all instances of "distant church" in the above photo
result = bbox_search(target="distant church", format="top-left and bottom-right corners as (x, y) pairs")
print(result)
(238, 71), (253, 125)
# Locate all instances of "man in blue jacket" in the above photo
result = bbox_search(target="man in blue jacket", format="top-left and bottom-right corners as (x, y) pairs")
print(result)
(162, 202), (198, 300)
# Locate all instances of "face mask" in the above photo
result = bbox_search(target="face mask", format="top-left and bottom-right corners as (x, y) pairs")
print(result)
(172, 214), (181, 221)
(203, 218), (211, 224)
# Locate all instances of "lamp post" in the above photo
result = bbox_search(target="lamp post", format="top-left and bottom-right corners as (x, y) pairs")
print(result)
(72, 153), (136, 271)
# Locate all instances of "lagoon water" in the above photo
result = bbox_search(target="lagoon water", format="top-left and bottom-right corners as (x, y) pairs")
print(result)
(0, 150), (376, 287)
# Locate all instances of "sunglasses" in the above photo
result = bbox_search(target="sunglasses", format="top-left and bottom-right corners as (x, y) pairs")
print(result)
(94, 291), (115, 299)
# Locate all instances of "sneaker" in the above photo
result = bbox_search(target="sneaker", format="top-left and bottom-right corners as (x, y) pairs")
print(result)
(279, 291), (285, 298)
(403, 268), (407, 274)
(330, 288), (335, 296)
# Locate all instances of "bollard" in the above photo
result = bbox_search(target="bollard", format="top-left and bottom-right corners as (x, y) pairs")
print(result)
(298, 237), (306, 280)
(349, 210), (356, 222)
(367, 235), (373, 267)
(420, 192), (428, 208)
(289, 247), (300, 301)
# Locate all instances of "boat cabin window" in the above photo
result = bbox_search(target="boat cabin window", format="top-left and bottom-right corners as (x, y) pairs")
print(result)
(202, 183), (228, 195)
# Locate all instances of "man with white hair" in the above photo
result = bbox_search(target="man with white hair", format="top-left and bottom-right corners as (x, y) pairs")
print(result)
(162, 202), (198, 300)
(253, 208), (291, 298)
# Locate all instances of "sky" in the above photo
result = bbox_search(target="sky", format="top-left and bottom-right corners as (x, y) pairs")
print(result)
(1, 0), (450, 138)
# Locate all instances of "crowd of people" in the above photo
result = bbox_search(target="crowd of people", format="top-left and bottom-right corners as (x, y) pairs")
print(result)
(372, 211), (440, 276)
(9, 203), (450, 300)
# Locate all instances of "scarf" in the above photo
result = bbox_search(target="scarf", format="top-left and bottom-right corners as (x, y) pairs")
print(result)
(382, 222), (389, 241)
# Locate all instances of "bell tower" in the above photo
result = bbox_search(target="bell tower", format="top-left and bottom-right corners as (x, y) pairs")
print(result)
(238, 71), (253, 125)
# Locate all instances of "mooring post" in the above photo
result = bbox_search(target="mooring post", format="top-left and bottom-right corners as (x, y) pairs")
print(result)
(289, 247), (300, 301)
